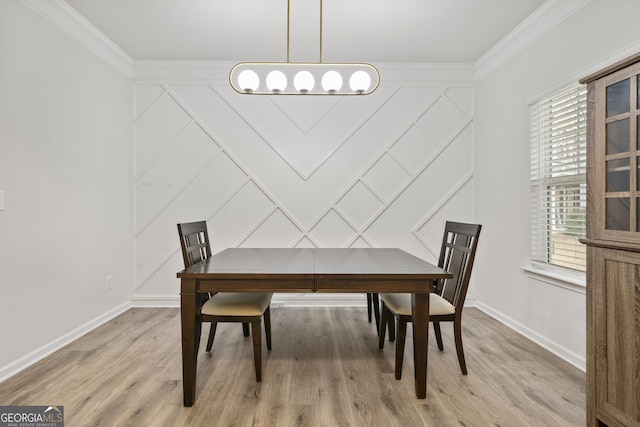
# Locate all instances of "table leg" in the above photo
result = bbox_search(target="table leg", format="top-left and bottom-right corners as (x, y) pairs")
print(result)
(412, 292), (430, 399)
(181, 278), (201, 407)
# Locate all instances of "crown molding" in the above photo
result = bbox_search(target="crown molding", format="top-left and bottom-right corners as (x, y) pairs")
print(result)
(474, 0), (591, 81)
(20, 0), (590, 84)
(20, 0), (133, 78)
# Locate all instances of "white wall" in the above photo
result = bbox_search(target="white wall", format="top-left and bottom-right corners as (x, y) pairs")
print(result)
(131, 63), (478, 306)
(0, 1), (133, 379)
(474, 0), (640, 370)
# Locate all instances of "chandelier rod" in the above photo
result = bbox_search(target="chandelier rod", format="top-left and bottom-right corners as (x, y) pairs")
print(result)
(319, 0), (323, 63)
(286, 0), (324, 64)
(287, 0), (290, 63)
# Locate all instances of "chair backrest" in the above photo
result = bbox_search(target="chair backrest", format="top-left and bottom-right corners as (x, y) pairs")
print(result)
(177, 221), (212, 268)
(437, 221), (482, 311)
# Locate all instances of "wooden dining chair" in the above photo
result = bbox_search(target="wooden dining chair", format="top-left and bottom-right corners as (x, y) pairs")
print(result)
(177, 220), (273, 382)
(378, 221), (481, 378)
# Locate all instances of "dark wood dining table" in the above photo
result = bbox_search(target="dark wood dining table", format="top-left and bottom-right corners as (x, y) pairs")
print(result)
(177, 247), (452, 406)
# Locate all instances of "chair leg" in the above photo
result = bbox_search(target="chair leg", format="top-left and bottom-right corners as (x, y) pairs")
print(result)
(388, 312), (396, 342)
(366, 293), (373, 322)
(395, 318), (407, 380)
(453, 319), (467, 375)
(433, 320), (444, 351)
(264, 306), (272, 352)
(251, 320), (262, 382)
(242, 323), (250, 337)
(378, 303), (389, 349)
(372, 293), (380, 334)
(205, 322), (217, 352)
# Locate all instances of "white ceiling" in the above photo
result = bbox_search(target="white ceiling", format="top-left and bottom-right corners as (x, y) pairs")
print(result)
(62, 0), (548, 64)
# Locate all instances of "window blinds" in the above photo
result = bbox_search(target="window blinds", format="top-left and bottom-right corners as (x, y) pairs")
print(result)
(531, 83), (587, 272)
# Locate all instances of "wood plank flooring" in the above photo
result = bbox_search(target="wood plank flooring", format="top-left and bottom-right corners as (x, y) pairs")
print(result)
(0, 307), (585, 426)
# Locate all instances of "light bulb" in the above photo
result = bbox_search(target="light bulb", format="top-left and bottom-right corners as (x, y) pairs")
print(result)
(349, 70), (371, 94)
(237, 69), (259, 93)
(294, 71), (315, 93)
(322, 71), (343, 93)
(266, 70), (287, 93)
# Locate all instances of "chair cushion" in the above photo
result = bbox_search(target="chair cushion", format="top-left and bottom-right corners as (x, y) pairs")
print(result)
(201, 293), (273, 317)
(380, 293), (455, 317)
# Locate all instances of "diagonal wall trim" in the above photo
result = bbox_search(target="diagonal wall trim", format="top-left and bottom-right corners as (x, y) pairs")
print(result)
(360, 119), (473, 236)
(133, 148), (227, 238)
(377, 88), (446, 162)
(134, 86), (168, 122)
(345, 231), (377, 250)
(235, 206), (279, 246)
(134, 177), (252, 291)
(275, 89), (474, 250)
(131, 81), (334, 250)
(134, 88), (196, 179)
(299, 89), (453, 237)
(270, 96), (344, 135)
(161, 85), (320, 245)
(412, 173), (475, 257)
(412, 92), (472, 150)
(213, 84), (401, 180)
(147, 82), (472, 254)
(134, 69), (476, 300)
(135, 117), (196, 181)
(333, 181), (387, 235)
(236, 207), (305, 248)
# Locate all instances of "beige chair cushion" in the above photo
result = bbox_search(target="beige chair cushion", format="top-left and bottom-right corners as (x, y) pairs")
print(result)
(380, 293), (455, 317)
(201, 293), (272, 317)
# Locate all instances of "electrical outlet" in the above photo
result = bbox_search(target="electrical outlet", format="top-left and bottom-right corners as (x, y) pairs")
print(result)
(105, 275), (113, 290)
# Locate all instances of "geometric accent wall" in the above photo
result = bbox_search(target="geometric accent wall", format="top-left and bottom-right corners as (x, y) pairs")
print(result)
(133, 64), (475, 305)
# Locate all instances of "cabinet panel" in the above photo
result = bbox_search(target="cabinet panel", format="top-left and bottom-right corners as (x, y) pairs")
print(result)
(589, 246), (640, 427)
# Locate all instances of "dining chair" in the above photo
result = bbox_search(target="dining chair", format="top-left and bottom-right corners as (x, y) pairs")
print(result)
(177, 220), (273, 382)
(378, 221), (481, 378)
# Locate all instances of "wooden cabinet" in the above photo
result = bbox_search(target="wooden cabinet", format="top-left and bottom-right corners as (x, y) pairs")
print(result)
(580, 54), (640, 427)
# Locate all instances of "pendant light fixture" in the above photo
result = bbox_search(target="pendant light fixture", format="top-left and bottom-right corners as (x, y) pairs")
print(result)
(229, 0), (380, 95)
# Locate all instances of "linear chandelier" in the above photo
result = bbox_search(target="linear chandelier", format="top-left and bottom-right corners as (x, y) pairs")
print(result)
(229, 0), (380, 95)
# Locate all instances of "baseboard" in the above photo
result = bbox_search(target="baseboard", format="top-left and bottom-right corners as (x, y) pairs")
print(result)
(473, 301), (586, 372)
(130, 295), (181, 308)
(0, 302), (131, 383)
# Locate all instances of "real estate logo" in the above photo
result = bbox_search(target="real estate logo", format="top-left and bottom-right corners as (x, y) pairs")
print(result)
(0, 406), (64, 427)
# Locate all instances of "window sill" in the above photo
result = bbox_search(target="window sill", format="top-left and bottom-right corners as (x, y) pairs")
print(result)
(521, 263), (586, 295)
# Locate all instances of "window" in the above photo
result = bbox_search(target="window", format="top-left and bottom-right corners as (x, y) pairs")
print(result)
(531, 83), (587, 272)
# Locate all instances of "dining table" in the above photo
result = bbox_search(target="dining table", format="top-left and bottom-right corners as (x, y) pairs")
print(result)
(177, 247), (452, 406)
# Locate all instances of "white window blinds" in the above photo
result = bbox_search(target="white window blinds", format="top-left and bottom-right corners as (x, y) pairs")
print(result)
(531, 83), (587, 272)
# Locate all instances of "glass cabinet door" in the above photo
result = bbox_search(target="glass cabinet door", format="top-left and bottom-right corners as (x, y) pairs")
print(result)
(604, 75), (639, 232)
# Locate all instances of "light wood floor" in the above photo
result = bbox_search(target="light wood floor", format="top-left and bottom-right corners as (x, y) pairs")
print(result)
(0, 307), (585, 426)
